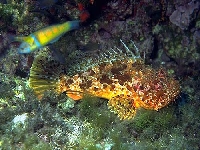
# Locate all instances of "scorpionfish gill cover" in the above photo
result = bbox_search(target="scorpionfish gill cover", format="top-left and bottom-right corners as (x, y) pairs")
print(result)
(29, 41), (180, 120)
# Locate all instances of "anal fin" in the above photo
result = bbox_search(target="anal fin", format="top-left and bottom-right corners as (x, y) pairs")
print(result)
(67, 92), (83, 100)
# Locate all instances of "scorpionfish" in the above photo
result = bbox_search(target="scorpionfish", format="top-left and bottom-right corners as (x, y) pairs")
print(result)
(29, 40), (180, 120)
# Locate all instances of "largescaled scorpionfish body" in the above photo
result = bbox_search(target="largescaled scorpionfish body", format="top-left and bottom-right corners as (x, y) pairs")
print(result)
(29, 40), (180, 120)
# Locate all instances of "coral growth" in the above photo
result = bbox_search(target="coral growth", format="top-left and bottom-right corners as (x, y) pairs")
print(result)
(169, 1), (200, 30)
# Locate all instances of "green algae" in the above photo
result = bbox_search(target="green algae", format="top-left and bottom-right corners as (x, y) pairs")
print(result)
(78, 96), (116, 140)
(0, 0), (29, 30)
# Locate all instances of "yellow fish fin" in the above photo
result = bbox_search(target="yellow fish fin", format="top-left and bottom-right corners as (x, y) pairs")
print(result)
(29, 51), (64, 100)
(14, 36), (29, 42)
(107, 95), (139, 120)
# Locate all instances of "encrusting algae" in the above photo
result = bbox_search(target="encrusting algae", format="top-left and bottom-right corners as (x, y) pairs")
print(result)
(29, 40), (180, 120)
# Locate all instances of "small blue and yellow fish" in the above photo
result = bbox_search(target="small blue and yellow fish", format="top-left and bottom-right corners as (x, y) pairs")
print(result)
(14, 20), (80, 54)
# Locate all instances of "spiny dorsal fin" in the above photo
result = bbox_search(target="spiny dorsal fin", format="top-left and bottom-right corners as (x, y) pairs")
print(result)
(66, 40), (143, 75)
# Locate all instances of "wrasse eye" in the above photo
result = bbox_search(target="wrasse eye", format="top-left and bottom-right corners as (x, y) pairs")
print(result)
(18, 42), (31, 54)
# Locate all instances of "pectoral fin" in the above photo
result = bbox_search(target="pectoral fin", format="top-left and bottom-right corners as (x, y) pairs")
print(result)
(107, 95), (138, 120)
(14, 36), (29, 42)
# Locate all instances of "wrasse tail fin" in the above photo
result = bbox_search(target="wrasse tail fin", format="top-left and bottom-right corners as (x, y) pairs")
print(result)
(29, 52), (64, 99)
(68, 20), (80, 30)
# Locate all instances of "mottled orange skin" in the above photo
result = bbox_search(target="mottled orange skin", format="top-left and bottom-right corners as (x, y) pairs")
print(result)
(29, 46), (180, 120)
(56, 59), (180, 120)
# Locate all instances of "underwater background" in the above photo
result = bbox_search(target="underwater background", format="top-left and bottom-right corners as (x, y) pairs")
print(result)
(0, 0), (200, 149)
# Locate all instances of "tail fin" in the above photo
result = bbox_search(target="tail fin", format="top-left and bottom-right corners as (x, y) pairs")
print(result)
(29, 52), (64, 99)
(68, 20), (80, 30)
